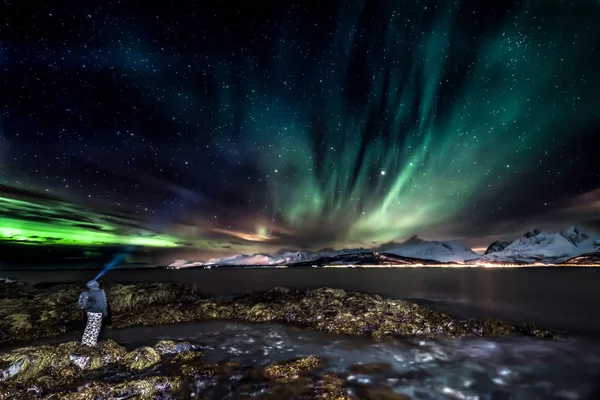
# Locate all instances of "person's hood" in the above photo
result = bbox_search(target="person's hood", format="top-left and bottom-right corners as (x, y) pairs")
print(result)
(86, 280), (100, 290)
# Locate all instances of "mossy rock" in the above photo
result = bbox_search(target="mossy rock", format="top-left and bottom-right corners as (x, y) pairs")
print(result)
(256, 355), (323, 383)
(0, 281), (198, 345)
(233, 372), (354, 400)
(123, 347), (161, 371)
(0, 339), (129, 390)
(179, 360), (241, 380)
(2, 284), (563, 347)
(153, 339), (196, 355)
(0, 339), (211, 398)
(56, 375), (184, 400)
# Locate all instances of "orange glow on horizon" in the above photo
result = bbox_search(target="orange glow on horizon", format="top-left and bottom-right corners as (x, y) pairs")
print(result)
(212, 228), (274, 242)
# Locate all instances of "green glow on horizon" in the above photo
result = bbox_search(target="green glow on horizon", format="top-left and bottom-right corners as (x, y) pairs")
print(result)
(0, 196), (180, 247)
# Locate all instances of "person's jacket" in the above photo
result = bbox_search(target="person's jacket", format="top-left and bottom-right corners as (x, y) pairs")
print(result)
(79, 280), (109, 316)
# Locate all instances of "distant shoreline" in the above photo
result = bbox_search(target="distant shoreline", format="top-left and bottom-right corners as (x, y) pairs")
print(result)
(3, 262), (600, 271)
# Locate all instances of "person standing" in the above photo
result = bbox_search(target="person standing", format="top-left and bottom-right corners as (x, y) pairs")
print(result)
(78, 280), (109, 346)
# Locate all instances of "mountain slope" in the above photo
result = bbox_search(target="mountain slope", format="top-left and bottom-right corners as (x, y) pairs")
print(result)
(564, 251), (600, 265)
(170, 248), (371, 267)
(480, 227), (599, 263)
(484, 241), (512, 255)
(384, 236), (480, 262)
(170, 237), (477, 267)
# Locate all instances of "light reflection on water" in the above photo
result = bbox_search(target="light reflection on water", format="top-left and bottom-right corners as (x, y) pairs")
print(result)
(110, 321), (600, 399)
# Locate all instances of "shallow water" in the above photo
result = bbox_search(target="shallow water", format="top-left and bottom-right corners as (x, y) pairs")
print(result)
(18, 321), (600, 399)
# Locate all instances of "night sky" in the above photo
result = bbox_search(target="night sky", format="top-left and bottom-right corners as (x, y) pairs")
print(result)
(1, 0), (600, 261)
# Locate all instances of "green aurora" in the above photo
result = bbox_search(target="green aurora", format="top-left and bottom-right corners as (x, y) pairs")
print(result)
(211, 0), (600, 245)
(0, 196), (180, 247)
(1, 0), (599, 254)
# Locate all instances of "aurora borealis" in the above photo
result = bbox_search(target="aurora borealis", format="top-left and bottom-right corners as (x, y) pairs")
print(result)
(1, 0), (600, 261)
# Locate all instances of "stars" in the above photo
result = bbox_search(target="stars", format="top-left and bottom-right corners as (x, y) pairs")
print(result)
(0, 0), (597, 254)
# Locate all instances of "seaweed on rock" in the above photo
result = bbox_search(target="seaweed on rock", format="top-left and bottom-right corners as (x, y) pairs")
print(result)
(0, 340), (354, 400)
(1, 281), (560, 347)
(112, 287), (561, 339)
(0, 280), (198, 345)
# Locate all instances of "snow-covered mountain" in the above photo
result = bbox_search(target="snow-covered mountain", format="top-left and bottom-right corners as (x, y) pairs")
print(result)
(479, 227), (600, 264)
(169, 237), (478, 267)
(170, 248), (371, 268)
(382, 236), (480, 262)
(169, 227), (599, 268)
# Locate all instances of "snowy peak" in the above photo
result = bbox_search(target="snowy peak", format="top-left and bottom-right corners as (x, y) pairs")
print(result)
(169, 227), (599, 268)
(523, 228), (542, 239)
(481, 227), (599, 263)
(170, 248), (372, 267)
(560, 226), (589, 247)
(383, 238), (479, 263)
(170, 239), (478, 267)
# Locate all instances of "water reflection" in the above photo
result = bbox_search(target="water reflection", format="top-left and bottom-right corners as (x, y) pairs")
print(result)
(114, 321), (600, 399)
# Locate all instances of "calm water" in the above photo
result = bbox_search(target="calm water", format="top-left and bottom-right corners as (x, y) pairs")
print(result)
(4, 267), (600, 336)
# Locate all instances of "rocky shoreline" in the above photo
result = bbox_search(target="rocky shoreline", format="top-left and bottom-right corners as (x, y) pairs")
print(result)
(0, 278), (563, 398)
(1, 338), (406, 399)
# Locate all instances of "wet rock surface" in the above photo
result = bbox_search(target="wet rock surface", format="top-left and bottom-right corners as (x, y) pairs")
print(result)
(0, 281), (562, 347)
(0, 338), (348, 399)
(0, 280), (198, 345)
(0, 279), (577, 398)
(112, 286), (561, 339)
(1, 321), (600, 399)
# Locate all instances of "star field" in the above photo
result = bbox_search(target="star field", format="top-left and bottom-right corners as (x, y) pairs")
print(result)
(1, 0), (600, 258)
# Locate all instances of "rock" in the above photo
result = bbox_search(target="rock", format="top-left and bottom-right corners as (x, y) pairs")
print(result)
(1, 284), (563, 347)
(484, 241), (512, 255)
(58, 375), (184, 400)
(180, 361), (241, 379)
(0, 339), (221, 398)
(233, 371), (354, 400)
(311, 373), (354, 399)
(257, 355), (323, 383)
(123, 347), (161, 371)
(170, 350), (202, 364)
(0, 338), (172, 395)
(0, 281), (198, 345)
(0, 340), (129, 396)
(153, 339), (196, 355)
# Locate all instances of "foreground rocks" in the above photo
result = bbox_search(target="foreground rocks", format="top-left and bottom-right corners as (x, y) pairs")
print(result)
(0, 278), (567, 398)
(0, 339), (357, 399)
(0, 279), (198, 345)
(111, 286), (560, 339)
(0, 280), (560, 346)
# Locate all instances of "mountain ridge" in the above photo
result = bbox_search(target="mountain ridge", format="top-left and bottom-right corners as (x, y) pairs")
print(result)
(169, 227), (600, 268)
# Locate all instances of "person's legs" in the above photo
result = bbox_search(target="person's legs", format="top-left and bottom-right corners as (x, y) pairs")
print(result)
(98, 316), (110, 341)
(81, 312), (103, 346)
